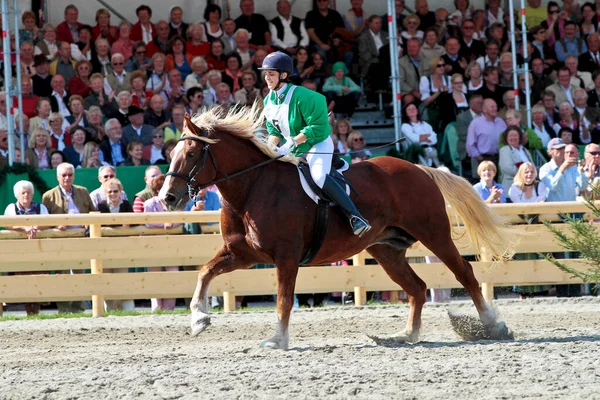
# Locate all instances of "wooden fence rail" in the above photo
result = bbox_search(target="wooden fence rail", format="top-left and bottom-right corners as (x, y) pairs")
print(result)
(0, 201), (595, 316)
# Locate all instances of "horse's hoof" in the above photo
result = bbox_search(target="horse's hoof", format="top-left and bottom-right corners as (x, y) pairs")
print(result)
(259, 337), (288, 350)
(368, 333), (416, 346)
(190, 315), (211, 337)
(487, 321), (514, 340)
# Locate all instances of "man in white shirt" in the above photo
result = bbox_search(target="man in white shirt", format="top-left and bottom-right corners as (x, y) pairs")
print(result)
(50, 75), (71, 118)
(269, 0), (309, 55)
(103, 53), (131, 95)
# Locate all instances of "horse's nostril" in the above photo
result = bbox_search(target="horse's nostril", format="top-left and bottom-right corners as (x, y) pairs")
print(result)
(165, 193), (176, 205)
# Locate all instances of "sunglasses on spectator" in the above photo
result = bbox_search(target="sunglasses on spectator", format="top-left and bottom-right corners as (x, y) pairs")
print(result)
(152, 135), (164, 139)
(406, 21), (418, 25)
(112, 62), (124, 66)
(588, 151), (600, 155)
(49, 119), (61, 122)
(549, 10), (558, 14)
(463, 25), (474, 29)
(102, 174), (115, 179)
(136, 50), (146, 55)
(436, 64), (445, 68)
(61, 173), (73, 177)
(453, 80), (464, 84)
(106, 190), (120, 194)
(353, 138), (364, 142)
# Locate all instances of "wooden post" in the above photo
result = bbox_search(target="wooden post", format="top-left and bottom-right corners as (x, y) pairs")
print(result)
(352, 251), (366, 267)
(223, 291), (236, 312)
(89, 212), (105, 317)
(480, 247), (494, 302)
(354, 286), (367, 306)
(388, 291), (400, 304)
(0, 302), (3, 317)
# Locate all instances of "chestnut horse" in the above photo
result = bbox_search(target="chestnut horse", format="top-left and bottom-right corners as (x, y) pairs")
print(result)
(159, 106), (515, 349)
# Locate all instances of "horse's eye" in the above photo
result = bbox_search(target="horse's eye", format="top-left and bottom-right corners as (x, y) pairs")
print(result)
(186, 152), (195, 159)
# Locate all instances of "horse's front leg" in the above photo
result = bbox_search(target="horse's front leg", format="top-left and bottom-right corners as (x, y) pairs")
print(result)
(259, 262), (299, 350)
(190, 247), (250, 336)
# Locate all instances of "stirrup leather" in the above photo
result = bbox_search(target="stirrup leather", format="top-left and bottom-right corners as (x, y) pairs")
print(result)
(350, 215), (371, 237)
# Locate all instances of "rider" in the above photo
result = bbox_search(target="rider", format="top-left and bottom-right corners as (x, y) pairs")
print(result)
(259, 51), (371, 237)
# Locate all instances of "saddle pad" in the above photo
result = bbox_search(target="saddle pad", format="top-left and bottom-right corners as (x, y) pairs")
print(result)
(298, 160), (350, 204)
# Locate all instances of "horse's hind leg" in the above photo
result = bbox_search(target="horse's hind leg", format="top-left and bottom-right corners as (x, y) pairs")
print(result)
(366, 244), (427, 344)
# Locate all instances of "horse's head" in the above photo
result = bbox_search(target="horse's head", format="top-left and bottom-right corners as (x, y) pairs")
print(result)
(159, 114), (218, 210)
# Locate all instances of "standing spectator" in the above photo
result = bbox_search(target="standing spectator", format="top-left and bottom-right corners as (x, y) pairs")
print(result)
(80, 142), (109, 169)
(71, 25), (94, 62)
(122, 141), (149, 166)
(168, 6), (188, 40)
(305, 0), (345, 62)
(122, 105), (153, 146)
(42, 162), (95, 313)
(111, 21), (135, 62)
(34, 24), (59, 60)
(145, 20), (170, 58)
(323, 62), (361, 118)
(582, 144), (600, 198)
(131, 5), (156, 44)
(498, 125), (534, 189)
(49, 42), (76, 86)
(4, 181), (49, 315)
(166, 36), (193, 81)
(187, 24), (210, 58)
(96, 177), (134, 311)
(203, 4), (224, 43)
(89, 165), (126, 207)
(467, 98), (507, 173)
(68, 60), (93, 98)
(358, 15), (388, 79)
(56, 5), (82, 44)
(92, 8), (118, 45)
(133, 165), (162, 213)
(270, 0), (310, 55)
(103, 53), (131, 96)
(144, 174), (180, 312)
(235, 0), (271, 49)
(125, 41), (150, 73)
(437, 73), (469, 132)
(143, 128), (165, 164)
(540, 138), (588, 202)
(100, 118), (126, 166)
(63, 127), (87, 167)
(234, 70), (262, 107)
(473, 160), (506, 204)
(184, 57), (208, 90)
(129, 71), (153, 110)
(24, 128), (52, 170)
(144, 95), (171, 128)
(32, 55), (53, 97)
(164, 105), (185, 141)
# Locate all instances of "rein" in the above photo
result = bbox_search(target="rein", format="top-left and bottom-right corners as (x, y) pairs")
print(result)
(166, 135), (405, 201)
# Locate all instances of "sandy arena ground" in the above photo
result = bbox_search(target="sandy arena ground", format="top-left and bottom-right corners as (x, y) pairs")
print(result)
(1, 297), (600, 400)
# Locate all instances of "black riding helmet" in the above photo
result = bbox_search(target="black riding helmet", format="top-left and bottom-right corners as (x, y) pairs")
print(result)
(258, 51), (293, 80)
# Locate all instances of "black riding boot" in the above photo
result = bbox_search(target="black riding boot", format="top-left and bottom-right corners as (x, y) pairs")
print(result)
(321, 175), (371, 237)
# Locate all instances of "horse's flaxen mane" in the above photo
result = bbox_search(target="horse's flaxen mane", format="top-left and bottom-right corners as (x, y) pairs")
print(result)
(188, 104), (299, 165)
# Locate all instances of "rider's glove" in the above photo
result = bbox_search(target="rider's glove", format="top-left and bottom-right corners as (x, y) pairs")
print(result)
(276, 139), (295, 156)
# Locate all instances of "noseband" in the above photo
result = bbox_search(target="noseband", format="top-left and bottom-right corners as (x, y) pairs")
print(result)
(165, 136), (219, 201)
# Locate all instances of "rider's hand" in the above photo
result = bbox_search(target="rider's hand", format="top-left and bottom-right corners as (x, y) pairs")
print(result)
(276, 140), (295, 156)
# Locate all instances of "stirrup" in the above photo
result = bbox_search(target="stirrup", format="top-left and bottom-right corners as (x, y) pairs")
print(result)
(350, 216), (371, 237)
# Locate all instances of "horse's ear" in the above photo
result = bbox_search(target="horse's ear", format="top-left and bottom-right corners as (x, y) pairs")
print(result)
(184, 113), (202, 136)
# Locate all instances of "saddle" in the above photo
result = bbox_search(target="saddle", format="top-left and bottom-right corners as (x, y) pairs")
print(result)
(296, 154), (356, 265)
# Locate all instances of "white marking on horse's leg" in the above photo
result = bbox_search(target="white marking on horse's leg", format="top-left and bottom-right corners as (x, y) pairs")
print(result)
(480, 302), (498, 328)
(190, 275), (211, 336)
(259, 317), (289, 350)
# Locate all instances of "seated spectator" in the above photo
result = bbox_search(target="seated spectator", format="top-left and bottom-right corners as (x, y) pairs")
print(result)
(553, 102), (581, 144)
(234, 29), (255, 68)
(129, 70), (153, 109)
(438, 73), (469, 132)
(28, 97), (51, 135)
(144, 174), (180, 312)
(291, 47), (313, 85)
(235, 0), (271, 49)
(131, 4), (156, 44)
(204, 3), (224, 43)
(146, 53), (170, 95)
(565, 55), (593, 91)
(32, 55), (53, 98)
(547, 67), (577, 108)
(234, 70), (262, 107)
(111, 21), (135, 62)
(558, 127), (574, 145)
(25, 128), (53, 170)
(160, 139), (177, 165)
(105, 90), (132, 127)
(499, 125), (534, 189)
(49, 74), (72, 119)
(419, 28), (446, 68)
(498, 52), (515, 88)
(63, 127), (88, 167)
(18, 76), (38, 119)
(91, 37), (112, 76)
(502, 109), (543, 152)
(65, 95), (89, 129)
(185, 87), (205, 115)
(476, 66), (505, 108)
(20, 41), (36, 78)
(184, 57), (209, 90)
(166, 36), (193, 81)
(144, 20), (169, 58)
(220, 18), (236, 54)
(473, 160), (506, 203)
(573, 88), (600, 144)
(80, 142), (109, 169)
(167, 5), (188, 39)
(332, 117), (352, 155)
(49, 41), (76, 86)
(401, 14), (424, 47)
(162, 69), (187, 109)
(270, 0), (309, 55)
(121, 141), (149, 167)
(103, 53), (131, 96)
(92, 8), (118, 45)
(205, 40), (227, 72)
(143, 128), (165, 164)
(48, 113), (71, 150)
(4, 180), (49, 315)
(401, 103), (441, 167)
(531, 104), (557, 149)
(476, 40), (500, 71)
(222, 53), (243, 93)
(542, 90), (560, 126)
(164, 105), (185, 141)
(89, 165), (125, 206)
(144, 95), (171, 128)
(34, 23), (59, 60)
(122, 105), (153, 146)
(55, 4), (82, 44)
(540, 138), (588, 202)
(132, 165), (161, 212)
(323, 62), (361, 118)
(86, 106), (107, 143)
(465, 60), (483, 94)
(42, 162), (95, 313)
(530, 57), (553, 104)
(214, 82), (234, 112)
(68, 60), (93, 97)
(347, 131), (371, 162)
(19, 11), (41, 45)
(201, 70), (222, 107)
(71, 25), (94, 62)
(588, 70), (600, 108)
(187, 23), (210, 58)
(250, 49), (268, 85)
(50, 150), (67, 169)
(100, 118), (126, 166)
(84, 73), (110, 110)
(125, 41), (150, 72)
(554, 21), (587, 63)
(579, 33), (600, 74)
(509, 162), (549, 203)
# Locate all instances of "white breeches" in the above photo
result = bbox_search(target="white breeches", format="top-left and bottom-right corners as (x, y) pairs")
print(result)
(306, 136), (334, 188)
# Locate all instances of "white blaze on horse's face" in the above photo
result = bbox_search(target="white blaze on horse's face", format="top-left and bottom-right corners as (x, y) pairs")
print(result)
(158, 141), (186, 202)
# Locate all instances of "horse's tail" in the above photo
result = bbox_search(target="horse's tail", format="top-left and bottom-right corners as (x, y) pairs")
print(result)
(416, 165), (516, 260)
